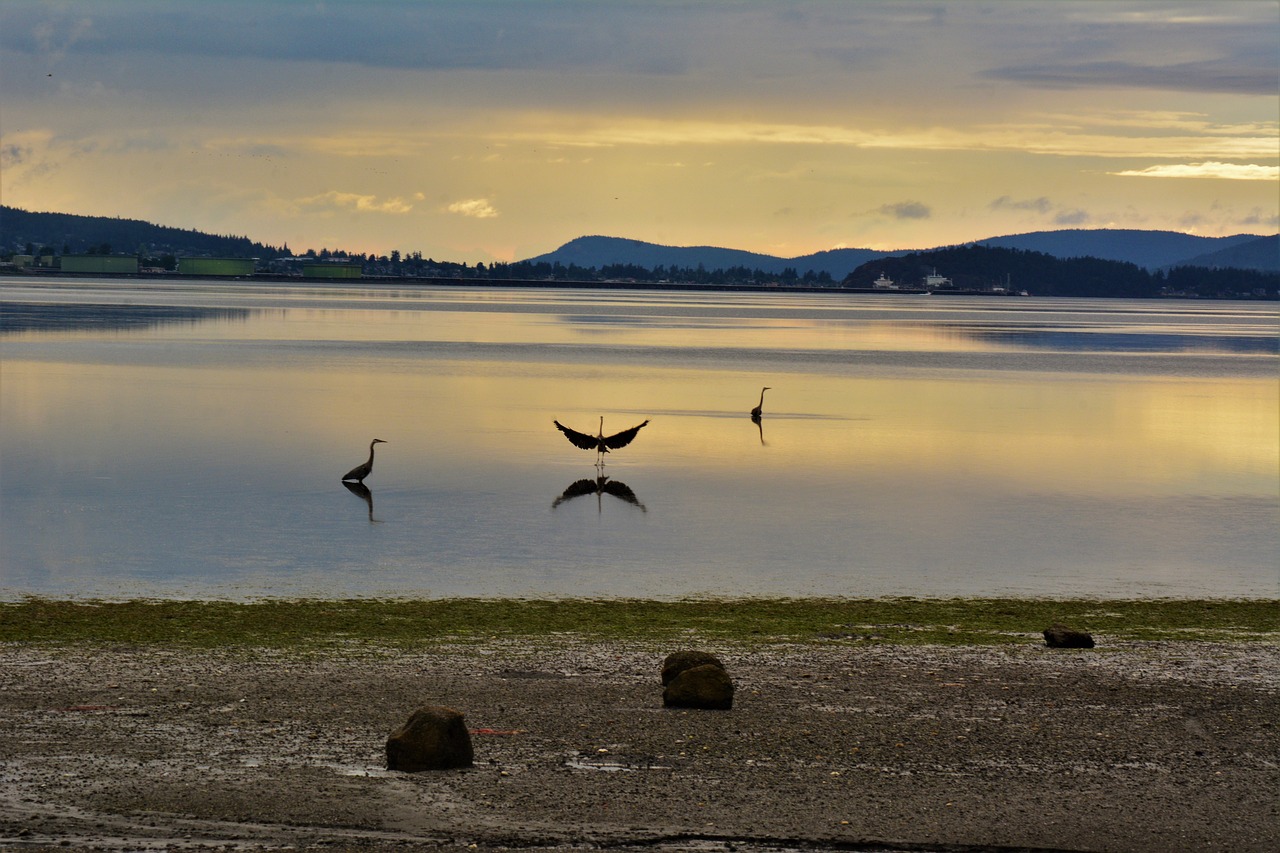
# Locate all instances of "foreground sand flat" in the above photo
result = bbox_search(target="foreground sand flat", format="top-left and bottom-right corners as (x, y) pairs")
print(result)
(1, 640), (1276, 852)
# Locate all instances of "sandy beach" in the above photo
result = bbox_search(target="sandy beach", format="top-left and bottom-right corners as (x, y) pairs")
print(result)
(1, 638), (1277, 852)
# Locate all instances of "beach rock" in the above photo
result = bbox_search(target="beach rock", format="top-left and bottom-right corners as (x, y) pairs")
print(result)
(1044, 623), (1095, 649)
(660, 650), (726, 686)
(663, 663), (734, 710)
(386, 705), (474, 771)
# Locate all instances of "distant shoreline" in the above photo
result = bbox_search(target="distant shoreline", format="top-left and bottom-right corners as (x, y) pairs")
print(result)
(2, 266), (1016, 296)
(8, 267), (1278, 300)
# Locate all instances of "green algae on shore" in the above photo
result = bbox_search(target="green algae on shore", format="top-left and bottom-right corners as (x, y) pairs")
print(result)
(2, 597), (1276, 648)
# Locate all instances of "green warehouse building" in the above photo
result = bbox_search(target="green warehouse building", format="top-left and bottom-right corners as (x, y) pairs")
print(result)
(60, 255), (139, 274)
(178, 257), (256, 277)
(302, 262), (363, 279)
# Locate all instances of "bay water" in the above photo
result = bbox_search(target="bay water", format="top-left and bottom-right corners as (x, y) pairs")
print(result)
(2, 277), (1276, 600)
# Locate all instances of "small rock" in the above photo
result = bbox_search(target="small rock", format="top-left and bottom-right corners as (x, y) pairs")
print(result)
(660, 650), (726, 686)
(386, 705), (474, 772)
(664, 663), (734, 710)
(1043, 623), (1095, 649)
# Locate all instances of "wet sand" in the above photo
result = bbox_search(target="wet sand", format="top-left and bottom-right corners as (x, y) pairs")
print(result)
(1, 639), (1277, 851)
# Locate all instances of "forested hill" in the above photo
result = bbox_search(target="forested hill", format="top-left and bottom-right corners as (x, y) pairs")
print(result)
(0, 206), (286, 259)
(845, 245), (1278, 299)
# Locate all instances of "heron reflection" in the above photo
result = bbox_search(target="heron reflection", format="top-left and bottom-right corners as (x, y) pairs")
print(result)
(342, 480), (382, 523)
(552, 475), (647, 513)
(753, 415), (767, 446)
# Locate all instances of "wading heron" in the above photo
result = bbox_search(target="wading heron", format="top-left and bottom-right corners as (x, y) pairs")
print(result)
(751, 387), (771, 419)
(341, 439), (386, 483)
(554, 417), (649, 462)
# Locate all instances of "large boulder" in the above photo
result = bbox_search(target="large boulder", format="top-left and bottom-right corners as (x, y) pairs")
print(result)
(660, 650), (726, 686)
(386, 706), (474, 772)
(1043, 623), (1095, 649)
(663, 662), (734, 710)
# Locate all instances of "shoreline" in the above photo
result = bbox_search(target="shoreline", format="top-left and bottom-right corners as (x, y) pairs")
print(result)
(6, 268), (1278, 302)
(4, 597), (1277, 648)
(2, 632), (1277, 851)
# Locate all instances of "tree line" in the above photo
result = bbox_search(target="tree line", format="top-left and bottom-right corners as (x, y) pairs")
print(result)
(846, 245), (1277, 299)
(3, 206), (1273, 298)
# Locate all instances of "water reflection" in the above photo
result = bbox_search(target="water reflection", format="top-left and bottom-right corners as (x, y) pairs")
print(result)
(0, 278), (1275, 600)
(552, 475), (647, 512)
(0, 302), (252, 334)
(930, 322), (1279, 355)
(342, 481), (381, 523)
(751, 415), (767, 445)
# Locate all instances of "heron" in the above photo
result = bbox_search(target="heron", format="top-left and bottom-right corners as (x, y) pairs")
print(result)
(750, 386), (771, 419)
(341, 439), (386, 483)
(554, 416), (649, 462)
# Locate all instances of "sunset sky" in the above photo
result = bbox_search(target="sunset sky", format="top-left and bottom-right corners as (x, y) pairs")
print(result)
(2, 1), (1276, 263)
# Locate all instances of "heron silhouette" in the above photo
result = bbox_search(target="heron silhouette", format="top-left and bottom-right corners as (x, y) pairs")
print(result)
(751, 386), (771, 420)
(554, 416), (649, 462)
(341, 439), (386, 483)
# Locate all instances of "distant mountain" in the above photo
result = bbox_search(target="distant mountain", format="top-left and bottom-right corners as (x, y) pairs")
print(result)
(523, 236), (900, 279)
(973, 229), (1265, 271)
(525, 229), (1272, 278)
(4, 204), (1273, 284)
(1170, 234), (1279, 272)
(0, 206), (285, 259)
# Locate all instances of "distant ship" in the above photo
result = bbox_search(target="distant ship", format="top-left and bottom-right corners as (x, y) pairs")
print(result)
(923, 268), (952, 289)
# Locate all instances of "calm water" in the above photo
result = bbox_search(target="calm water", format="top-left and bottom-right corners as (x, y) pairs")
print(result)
(1, 277), (1277, 600)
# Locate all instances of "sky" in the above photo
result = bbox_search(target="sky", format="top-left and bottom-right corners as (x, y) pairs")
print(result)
(1, 1), (1277, 264)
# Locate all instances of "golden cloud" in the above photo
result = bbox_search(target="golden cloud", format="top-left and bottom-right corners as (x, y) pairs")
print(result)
(297, 191), (414, 214)
(1110, 162), (1280, 181)
(447, 198), (499, 219)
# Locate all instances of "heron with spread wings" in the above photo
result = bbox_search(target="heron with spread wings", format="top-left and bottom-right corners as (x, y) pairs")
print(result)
(554, 416), (649, 462)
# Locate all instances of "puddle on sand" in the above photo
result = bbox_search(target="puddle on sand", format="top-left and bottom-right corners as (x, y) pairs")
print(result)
(564, 751), (671, 772)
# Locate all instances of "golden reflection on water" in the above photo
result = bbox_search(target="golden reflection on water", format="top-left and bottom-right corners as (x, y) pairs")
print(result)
(11, 356), (1272, 504)
(3, 284), (1277, 598)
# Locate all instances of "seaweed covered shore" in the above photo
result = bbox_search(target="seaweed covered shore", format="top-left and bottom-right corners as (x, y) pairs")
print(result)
(1, 599), (1277, 851)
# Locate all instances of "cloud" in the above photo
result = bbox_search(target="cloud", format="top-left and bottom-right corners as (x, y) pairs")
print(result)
(1053, 209), (1091, 226)
(981, 59), (1277, 96)
(33, 13), (94, 64)
(990, 196), (1052, 213)
(483, 116), (1278, 161)
(297, 191), (414, 214)
(1110, 162), (1280, 181)
(1, 141), (32, 168)
(1239, 208), (1280, 228)
(879, 201), (931, 220)
(447, 198), (499, 219)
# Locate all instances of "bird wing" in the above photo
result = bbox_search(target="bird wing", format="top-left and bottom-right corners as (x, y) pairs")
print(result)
(601, 479), (644, 509)
(552, 477), (601, 508)
(602, 419), (649, 450)
(341, 463), (370, 481)
(554, 420), (600, 450)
